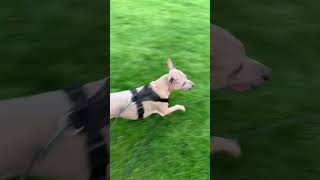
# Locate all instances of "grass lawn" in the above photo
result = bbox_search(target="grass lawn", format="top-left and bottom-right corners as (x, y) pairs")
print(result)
(213, 0), (320, 179)
(110, 0), (210, 179)
(1, 0), (106, 179)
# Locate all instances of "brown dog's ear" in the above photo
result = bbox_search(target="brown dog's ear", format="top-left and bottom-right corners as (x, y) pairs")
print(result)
(167, 58), (175, 71)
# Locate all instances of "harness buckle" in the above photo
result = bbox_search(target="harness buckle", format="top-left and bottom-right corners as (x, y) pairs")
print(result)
(137, 104), (143, 110)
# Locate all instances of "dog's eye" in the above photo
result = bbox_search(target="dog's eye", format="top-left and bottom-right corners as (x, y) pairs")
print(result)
(229, 64), (243, 78)
(182, 81), (186, 86)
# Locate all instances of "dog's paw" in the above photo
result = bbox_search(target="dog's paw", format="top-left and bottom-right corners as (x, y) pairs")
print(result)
(211, 136), (242, 158)
(177, 105), (186, 112)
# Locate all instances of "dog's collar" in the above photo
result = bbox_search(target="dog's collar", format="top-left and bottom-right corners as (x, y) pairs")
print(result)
(130, 84), (169, 119)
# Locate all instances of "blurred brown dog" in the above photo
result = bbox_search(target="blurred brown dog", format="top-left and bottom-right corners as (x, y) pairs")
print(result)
(0, 79), (107, 180)
(211, 24), (271, 157)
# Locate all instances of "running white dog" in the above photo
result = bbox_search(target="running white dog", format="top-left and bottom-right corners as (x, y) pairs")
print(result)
(110, 58), (194, 120)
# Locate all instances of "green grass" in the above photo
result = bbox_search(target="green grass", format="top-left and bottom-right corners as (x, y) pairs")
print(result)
(213, 0), (320, 180)
(1, 0), (106, 179)
(110, 0), (210, 179)
(0, 0), (106, 99)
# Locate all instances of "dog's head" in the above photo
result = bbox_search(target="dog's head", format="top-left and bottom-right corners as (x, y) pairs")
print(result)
(211, 24), (271, 91)
(210, 24), (272, 157)
(166, 58), (194, 91)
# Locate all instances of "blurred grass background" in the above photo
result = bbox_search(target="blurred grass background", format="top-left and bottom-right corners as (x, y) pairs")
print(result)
(0, 0), (107, 99)
(1, 0), (106, 179)
(110, 0), (210, 179)
(212, 0), (320, 180)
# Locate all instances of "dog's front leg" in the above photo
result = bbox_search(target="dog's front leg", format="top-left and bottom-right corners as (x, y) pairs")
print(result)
(211, 136), (241, 157)
(159, 104), (185, 117)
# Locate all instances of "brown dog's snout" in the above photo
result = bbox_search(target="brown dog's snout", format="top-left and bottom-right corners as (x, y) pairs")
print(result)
(262, 74), (270, 81)
(261, 67), (271, 81)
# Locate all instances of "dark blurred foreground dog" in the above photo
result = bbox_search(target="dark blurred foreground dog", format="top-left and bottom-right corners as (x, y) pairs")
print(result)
(211, 24), (271, 157)
(0, 79), (109, 180)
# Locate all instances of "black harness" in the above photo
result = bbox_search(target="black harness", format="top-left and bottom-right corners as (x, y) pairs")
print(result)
(65, 81), (109, 180)
(130, 84), (169, 119)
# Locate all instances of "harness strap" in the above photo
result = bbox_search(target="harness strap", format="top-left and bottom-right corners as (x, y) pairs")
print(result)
(157, 98), (169, 103)
(130, 89), (144, 119)
(130, 84), (169, 119)
(65, 83), (88, 129)
(65, 82), (108, 180)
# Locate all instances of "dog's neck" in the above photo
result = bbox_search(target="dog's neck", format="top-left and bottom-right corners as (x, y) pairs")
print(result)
(150, 74), (171, 98)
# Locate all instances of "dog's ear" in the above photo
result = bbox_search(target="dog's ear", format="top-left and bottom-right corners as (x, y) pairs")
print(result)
(167, 58), (175, 71)
(169, 77), (175, 84)
(167, 74), (175, 84)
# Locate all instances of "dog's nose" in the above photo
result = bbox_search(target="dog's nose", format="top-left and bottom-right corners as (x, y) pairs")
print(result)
(262, 74), (270, 80)
(191, 81), (195, 87)
(261, 67), (271, 81)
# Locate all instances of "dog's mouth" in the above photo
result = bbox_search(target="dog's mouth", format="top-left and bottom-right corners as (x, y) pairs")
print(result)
(229, 79), (266, 92)
(182, 87), (193, 91)
(181, 85), (194, 90)
(230, 84), (251, 91)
